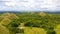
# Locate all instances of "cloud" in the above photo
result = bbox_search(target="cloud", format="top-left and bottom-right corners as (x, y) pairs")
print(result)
(0, 0), (60, 11)
(0, 6), (6, 10)
(1, 0), (20, 1)
(5, 2), (16, 7)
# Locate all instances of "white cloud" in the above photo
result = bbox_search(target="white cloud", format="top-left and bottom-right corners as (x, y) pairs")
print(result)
(4, 0), (35, 7)
(0, 0), (60, 11)
(39, 0), (56, 10)
(1, 0), (20, 1)
(0, 6), (6, 10)
(13, 0), (36, 8)
(5, 2), (16, 7)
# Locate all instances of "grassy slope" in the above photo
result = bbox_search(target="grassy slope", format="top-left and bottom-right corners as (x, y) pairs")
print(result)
(0, 24), (10, 34)
(24, 27), (46, 34)
(54, 25), (60, 34)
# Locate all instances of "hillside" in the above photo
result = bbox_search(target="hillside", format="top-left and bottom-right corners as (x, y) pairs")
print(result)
(0, 12), (60, 34)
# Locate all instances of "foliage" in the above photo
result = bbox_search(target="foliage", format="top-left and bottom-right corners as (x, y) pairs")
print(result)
(0, 12), (60, 34)
(6, 19), (21, 34)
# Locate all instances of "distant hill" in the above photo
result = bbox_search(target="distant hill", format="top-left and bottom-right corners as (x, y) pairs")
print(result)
(0, 13), (19, 25)
(0, 11), (60, 14)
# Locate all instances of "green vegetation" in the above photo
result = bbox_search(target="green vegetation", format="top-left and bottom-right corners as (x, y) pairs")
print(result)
(0, 24), (9, 34)
(0, 12), (60, 34)
(24, 27), (46, 34)
(55, 25), (60, 34)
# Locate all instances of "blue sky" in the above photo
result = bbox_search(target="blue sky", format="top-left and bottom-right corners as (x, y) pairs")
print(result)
(0, 0), (60, 11)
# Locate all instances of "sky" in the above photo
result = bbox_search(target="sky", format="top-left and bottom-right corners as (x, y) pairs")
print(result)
(0, 0), (60, 11)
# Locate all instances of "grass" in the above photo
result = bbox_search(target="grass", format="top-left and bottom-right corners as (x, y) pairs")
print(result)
(24, 27), (46, 34)
(0, 18), (11, 26)
(0, 24), (10, 34)
(54, 25), (60, 34)
(16, 33), (24, 34)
